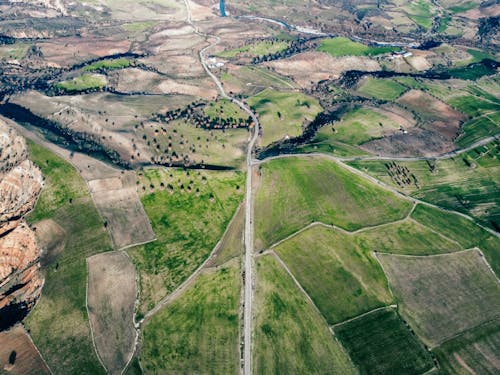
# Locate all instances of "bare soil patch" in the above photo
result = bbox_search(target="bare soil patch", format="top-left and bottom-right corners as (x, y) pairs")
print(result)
(88, 172), (155, 249)
(0, 324), (50, 375)
(87, 251), (137, 375)
(378, 249), (500, 347)
(32, 218), (66, 266)
(265, 51), (380, 88)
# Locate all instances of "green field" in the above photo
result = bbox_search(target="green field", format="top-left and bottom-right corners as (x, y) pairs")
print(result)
(321, 107), (401, 145)
(83, 58), (131, 71)
(406, 0), (435, 29)
(141, 263), (240, 374)
(274, 225), (392, 324)
(204, 98), (249, 122)
(457, 113), (500, 147)
(357, 78), (407, 101)
(379, 250), (500, 346)
(55, 74), (107, 92)
(448, 95), (500, 116)
(129, 167), (244, 314)
(253, 255), (356, 374)
(357, 219), (463, 255)
(0, 42), (31, 60)
(25, 142), (112, 375)
(254, 156), (412, 249)
(217, 40), (288, 59)
(433, 319), (500, 375)
(348, 142), (500, 231)
(318, 37), (400, 57)
(335, 308), (434, 375)
(248, 88), (322, 147)
(411, 204), (500, 275)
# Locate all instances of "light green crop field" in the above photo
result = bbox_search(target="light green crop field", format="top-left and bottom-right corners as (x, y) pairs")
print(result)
(25, 142), (112, 375)
(348, 141), (500, 231)
(356, 219), (463, 255)
(204, 98), (249, 121)
(274, 225), (392, 324)
(253, 255), (356, 374)
(0, 42), (31, 60)
(248, 88), (322, 147)
(142, 119), (249, 168)
(129, 167), (244, 314)
(217, 40), (288, 59)
(335, 308), (434, 375)
(141, 263), (240, 374)
(411, 204), (500, 275)
(254, 156), (412, 249)
(457, 113), (500, 147)
(433, 319), (500, 375)
(378, 250), (500, 346)
(55, 74), (107, 92)
(210, 204), (244, 268)
(406, 0), (435, 29)
(318, 37), (400, 57)
(357, 78), (407, 101)
(322, 107), (401, 145)
(83, 58), (131, 71)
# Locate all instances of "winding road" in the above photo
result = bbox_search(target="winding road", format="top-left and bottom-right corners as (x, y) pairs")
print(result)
(183, 1), (259, 373)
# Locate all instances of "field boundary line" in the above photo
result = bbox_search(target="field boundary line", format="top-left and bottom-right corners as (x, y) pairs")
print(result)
(373, 251), (396, 300)
(374, 247), (480, 258)
(85, 258), (109, 375)
(254, 152), (499, 238)
(268, 250), (357, 369)
(331, 304), (397, 328)
(142, 200), (245, 321)
(408, 217), (463, 249)
(432, 316), (500, 350)
(23, 324), (54, 375)
(477, 248), (500, 283)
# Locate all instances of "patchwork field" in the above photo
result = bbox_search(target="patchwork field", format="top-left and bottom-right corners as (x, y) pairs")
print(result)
(248, 88), (322, 147)
(322, 106), (404, 145)
(433, 319), (500, 375)
(357, 78), (407, 101)
(254, 156), (412, 249)
(348, 141), (500, 231)
(141, 262), (241, 375)
(129, 167), (244, 314)
(0, 325), (51, 375)
(410, 204), (500, 275)
(25, 142), (113, 375)
(318, 37), (400, 57)
(334, 308), (434, 375)
(274, 225), (392, 324)
(88, 173), (155, 249)
(253, 255), (356, 374)
(87, 251), (137, 375)
(378, 250), (500, 346)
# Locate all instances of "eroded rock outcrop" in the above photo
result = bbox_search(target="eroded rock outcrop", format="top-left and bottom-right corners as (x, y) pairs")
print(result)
(0, 120), (43, 331)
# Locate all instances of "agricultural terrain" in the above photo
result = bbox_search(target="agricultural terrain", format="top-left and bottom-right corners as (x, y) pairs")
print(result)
(0, 0), (498, 374)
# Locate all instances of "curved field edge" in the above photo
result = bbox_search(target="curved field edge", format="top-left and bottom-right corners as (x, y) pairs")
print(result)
(128, 167), (245, 315)
(254, 156), (413, 249)
(25, 141), (112, 375)
(253, 255), (356, 374)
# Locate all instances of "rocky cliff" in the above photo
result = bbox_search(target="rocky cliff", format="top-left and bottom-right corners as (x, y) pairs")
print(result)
(0, 120), (43, 331)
